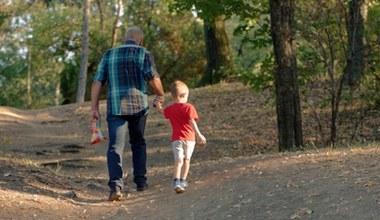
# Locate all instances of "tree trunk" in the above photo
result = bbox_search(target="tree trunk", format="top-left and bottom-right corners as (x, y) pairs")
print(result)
(269, 0), (303, 151)
(345, 0), (367, 87)
(76, 0), (90, 103)
(95, 0), (104, 31)
(27, 46), (32, 108)
(55, 80), (61, 106)
(198, 15), (232, 87)
(111, 0), (123, 47)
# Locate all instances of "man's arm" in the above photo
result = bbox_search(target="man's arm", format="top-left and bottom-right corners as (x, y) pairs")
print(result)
(149, 77), (165, 108)
(91, 81), (102, 120)
(149, 77), (164, 96)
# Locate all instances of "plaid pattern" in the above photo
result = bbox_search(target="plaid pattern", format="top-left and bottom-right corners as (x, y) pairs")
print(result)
(94, 41), (160, 116)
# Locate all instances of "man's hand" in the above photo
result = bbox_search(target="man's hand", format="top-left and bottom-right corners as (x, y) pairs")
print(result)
(91, 109), (101, 121)
(153, 95), (165, 111)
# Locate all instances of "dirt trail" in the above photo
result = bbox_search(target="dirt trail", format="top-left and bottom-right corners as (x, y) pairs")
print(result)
(0, 83), (379, 219)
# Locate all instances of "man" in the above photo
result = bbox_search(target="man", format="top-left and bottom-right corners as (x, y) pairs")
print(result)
(91, 26), (165, 201)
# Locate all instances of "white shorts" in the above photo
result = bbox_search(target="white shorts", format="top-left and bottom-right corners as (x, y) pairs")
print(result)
(172, 140), (196, 160)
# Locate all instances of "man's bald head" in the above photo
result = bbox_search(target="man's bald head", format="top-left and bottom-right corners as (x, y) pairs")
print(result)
(125, 27), (144, 45)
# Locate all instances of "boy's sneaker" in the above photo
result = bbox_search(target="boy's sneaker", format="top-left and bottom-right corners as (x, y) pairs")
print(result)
(108, 186), (122, 201)
(180, 180), (189, 189)
(174, 180), (186, 193)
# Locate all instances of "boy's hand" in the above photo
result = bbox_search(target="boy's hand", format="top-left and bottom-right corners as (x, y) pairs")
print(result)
(153, 100), (163, 112)
(197, 134), (207, 146)
(153, 95), (165, 112)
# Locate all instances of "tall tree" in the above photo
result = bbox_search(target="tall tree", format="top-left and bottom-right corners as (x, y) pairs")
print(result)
(344, 0), (368, 86)
(95, 0), (104, 31)
(27, 45), (32, 108)
(170, 1), (233, 86)
(198, 15), (232, 86)
(111, 0), (123, 47)
(76, 0), (91, 103)
(269, 0), (303, 151)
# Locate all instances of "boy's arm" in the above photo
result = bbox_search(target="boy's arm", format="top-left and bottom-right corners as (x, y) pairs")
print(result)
(189, 119), (207, 145)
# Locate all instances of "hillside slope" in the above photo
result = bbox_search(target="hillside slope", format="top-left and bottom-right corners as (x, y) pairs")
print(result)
(0, 82), (379, 219)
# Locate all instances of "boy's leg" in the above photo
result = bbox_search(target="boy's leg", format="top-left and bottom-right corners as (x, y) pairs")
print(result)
(181, 141), (196, 180)
(172, 141), (186, 193)
(174, 158), (183, 179)
(181, 158), (191, 180)
(172, 140), (184, 179)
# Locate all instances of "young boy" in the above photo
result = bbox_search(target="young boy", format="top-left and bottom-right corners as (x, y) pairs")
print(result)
(154, 80), (207, 193)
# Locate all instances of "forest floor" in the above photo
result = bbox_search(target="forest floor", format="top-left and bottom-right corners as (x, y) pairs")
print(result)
(0, 82), (379, 220)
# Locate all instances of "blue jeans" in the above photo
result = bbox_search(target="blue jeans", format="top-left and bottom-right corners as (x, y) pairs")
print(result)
(106, 114), (147, 190)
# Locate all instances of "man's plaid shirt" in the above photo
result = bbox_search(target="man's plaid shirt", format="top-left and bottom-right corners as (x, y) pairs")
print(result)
(94, 41), (160, 116)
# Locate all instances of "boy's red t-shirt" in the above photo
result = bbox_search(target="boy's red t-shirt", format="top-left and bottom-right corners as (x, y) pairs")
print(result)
(163, 103), (199, 141)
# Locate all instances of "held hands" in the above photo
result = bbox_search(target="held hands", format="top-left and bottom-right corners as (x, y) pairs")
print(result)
(153, 95), (165, 112)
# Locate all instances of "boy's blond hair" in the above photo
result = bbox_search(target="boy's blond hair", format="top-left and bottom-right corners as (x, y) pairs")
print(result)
(170, 80), (189, 97)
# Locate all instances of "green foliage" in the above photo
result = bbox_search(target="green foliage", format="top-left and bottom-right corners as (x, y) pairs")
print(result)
(170, 0), (258, 22)
(126, 0), (205, 91)
(0, 1), (83, 108)
(365, 1), (380, 105)
(295, 0), (348, 109)
(170, 0), (273, 88)
(235, 53), (274, 92)
(1, 0), (204, 107)
(226, 3), (273, 92)
(0, 75), (28, 107)
(296, 44), (324, 86)
(295, 0), (380, 92)
(29, 5), (82, 107)
(294, 0), (380, 145)
(0, 2), (30, 108)
(170, 0), (274, 89)
(362, 73), (380, 108)
(361, 0), (380, 109)
(1, 0), (379, 112)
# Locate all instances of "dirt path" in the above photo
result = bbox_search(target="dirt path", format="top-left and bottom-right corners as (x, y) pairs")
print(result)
(1, 148), (379, 220)
(0, 83), (379, 219)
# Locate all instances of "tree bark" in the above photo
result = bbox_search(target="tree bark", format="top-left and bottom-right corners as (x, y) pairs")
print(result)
(345, 0), (367, 87)
(269, 0), (303, 151)
(27, 46), (32, 108)
(76, 0), (90, 103)
(111, 0), (123, 47)
(95, 0), (104, 31)
(198, 15), (232, 87)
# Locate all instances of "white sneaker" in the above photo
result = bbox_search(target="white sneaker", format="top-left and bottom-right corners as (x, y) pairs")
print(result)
(174, 180), (185, 193)
(180, 180), (189, 189)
